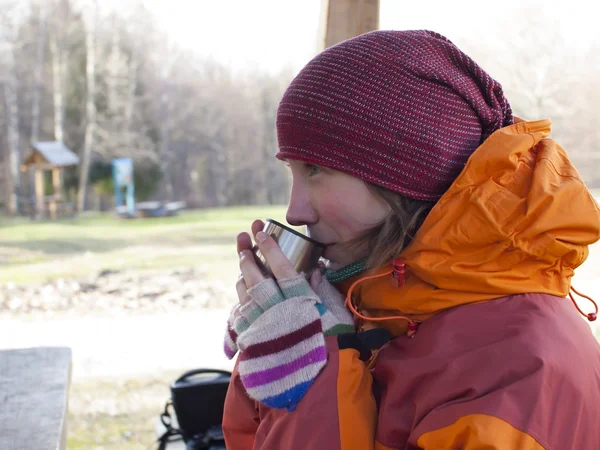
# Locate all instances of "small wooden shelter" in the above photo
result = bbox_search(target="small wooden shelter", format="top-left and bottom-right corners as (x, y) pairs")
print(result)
(21, 141), (80, 219)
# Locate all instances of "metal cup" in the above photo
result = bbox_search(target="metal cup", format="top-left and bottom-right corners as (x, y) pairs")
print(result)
(253, 218), (326, 276)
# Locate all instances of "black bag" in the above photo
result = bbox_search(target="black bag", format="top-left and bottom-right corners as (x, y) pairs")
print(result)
(158, 369), (231, 450)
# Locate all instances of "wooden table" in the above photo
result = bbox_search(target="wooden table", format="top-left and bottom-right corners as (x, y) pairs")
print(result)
(0, 347), (72, 450)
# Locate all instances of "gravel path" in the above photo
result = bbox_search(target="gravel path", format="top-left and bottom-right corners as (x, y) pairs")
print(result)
(0, 267), (237, 380)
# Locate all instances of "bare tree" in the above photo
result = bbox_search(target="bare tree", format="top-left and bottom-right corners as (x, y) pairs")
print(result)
(77, 0), (98, 212)
(49, 0), (68, 144)
(0, 0), (25, 215)
(157, 40), (183, 202)
(457, 7), (600, 188)
(30, 1), (46, 144)
(123, 37), (138, 148)
(0, 0), (300, 213)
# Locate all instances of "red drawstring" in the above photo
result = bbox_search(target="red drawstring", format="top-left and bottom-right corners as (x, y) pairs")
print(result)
(344, 258), (420, 338)
(569, 287), (598, 322)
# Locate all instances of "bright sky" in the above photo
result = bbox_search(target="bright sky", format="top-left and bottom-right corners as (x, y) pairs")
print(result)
(140, 0), (597, 74)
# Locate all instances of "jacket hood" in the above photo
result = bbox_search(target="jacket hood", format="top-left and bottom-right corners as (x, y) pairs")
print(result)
(340, 118), (600, 335)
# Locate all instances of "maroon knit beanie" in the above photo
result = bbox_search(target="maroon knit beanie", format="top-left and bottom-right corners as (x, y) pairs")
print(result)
(276, 30), (513, 201)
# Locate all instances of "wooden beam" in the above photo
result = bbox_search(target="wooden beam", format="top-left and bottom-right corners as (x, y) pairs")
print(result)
(49, 169), (63, 219)
(320, 0), (379, 50)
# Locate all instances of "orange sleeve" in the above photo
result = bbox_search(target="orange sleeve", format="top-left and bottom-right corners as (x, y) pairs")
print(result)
(417, 414), (545, 449)
(222, 336), (378, 450)
(337, 344), (378, 450)
(222, 361), (259, 450)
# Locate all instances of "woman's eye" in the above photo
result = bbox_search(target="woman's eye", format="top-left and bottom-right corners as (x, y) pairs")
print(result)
(306, 164), (321, 176)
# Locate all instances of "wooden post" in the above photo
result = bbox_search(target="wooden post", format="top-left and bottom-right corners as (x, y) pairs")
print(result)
(320, 0), (379, 50)
(51, 168), (61, 219)
(35, 168), (45, 219)
(52, 168), (62, 199)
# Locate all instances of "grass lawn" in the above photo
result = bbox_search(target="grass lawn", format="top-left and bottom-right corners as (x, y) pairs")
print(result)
(1, 206), (288, 450)
(0, 205), (288, 285)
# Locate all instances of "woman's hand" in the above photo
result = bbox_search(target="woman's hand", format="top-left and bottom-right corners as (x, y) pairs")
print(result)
(236, 219), (299, 301)
(235, 219), (263, 305)
(225, 218), (303, 361)
(224, 221), (355, 410)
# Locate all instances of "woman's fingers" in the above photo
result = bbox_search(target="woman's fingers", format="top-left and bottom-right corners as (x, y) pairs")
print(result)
(237, 232), (253, 254)
(254, 231), (297, 280)
(251, 219), (265, 238)
(309, 268), (322, 291)
(235, 220), (268, 303)
(236, 219), (297, 295)
(239, 249), (265, 288)
(238, 217), (264, 254)
(236, 274), (251, 305)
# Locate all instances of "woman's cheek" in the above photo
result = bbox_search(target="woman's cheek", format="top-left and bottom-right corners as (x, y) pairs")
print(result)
(316, 194), (370, 241)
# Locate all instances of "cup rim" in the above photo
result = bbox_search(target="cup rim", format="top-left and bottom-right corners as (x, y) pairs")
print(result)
(265, 218), (326, 248)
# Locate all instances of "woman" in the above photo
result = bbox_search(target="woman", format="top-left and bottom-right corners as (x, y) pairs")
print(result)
(221, 30), (600, 449)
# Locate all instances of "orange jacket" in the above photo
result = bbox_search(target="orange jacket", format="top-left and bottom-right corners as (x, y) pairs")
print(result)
(223, 119), (600, 449)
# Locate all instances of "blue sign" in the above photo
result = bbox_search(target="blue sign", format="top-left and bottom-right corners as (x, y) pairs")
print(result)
(112, 158), (135, 216)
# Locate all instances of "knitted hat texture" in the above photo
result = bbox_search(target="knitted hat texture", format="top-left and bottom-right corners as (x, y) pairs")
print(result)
(276, 30), (513, 200)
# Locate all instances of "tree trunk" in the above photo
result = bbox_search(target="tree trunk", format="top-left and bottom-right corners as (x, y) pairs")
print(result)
(123, 39), (137, 141)
(157, 39), (180, 203)
(31, 2), (47, 144)
(77, 0), (98, 213)
(107, 16), (120, 114)
(159, 87), (173, 202)
(49, 33), (64, 143)
(214, 146), (228, 207)
(3, 41), (21, 216)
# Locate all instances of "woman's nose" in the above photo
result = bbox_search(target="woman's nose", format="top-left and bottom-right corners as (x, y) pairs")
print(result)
(286, 182), (318, 226)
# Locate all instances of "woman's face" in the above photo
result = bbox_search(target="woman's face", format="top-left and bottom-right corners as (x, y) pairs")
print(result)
(285, 160), (391, 268)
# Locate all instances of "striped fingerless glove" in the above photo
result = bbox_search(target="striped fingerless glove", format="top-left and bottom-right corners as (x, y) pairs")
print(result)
(223, 273), (355, 410)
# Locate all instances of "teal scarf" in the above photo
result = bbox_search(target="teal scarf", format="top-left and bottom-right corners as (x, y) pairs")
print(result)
(323, 259), (367, 284)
